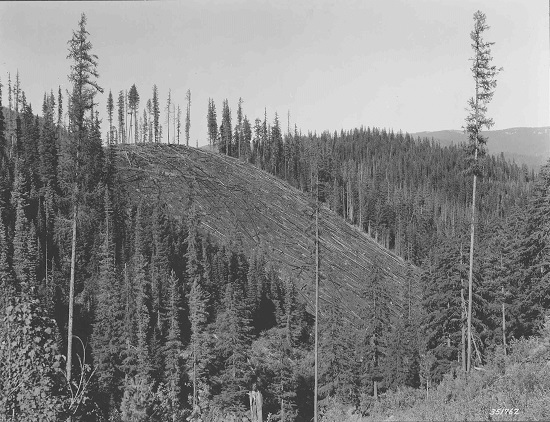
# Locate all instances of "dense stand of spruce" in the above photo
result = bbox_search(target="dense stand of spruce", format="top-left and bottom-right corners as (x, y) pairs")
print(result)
(1, 12), (549, 422)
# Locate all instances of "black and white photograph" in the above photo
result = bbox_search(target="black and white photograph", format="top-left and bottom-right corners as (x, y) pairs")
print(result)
(0, 1), (548, 420)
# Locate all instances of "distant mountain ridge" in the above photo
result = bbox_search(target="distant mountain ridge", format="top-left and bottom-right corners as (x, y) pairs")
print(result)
(411, 127), (550, 169)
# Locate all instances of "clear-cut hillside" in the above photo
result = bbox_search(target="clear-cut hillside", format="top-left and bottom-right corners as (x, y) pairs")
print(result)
(115, 144), (417, 321)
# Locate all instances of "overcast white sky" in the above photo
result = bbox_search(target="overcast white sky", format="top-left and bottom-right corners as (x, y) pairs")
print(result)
(0, 0), (548, 145)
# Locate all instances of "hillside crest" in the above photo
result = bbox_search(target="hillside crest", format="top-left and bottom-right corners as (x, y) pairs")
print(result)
(115, 143), (417, 321)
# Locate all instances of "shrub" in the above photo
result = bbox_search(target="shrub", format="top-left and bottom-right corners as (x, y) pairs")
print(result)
(0, 298), (66, 421)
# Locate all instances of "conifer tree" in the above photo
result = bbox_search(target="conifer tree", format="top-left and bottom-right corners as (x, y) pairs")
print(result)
(319, 300), (360, 407)
(176, 105), (181, 145)
(185, 89), (191, 147)
(186, 203), (210, 410)
(133, 204), (151, 373)
(164, 270), (184, 419)
(117, 90), (125, 144)
(147, 99), (153, 143)
(513, 164), (550, 338)
(39, 93), (58, 190)
(236, 97), (243, 159)
(188, 270), (209, 410)
(65, 11), (104, 384)
(220, 99), (232, 156)
(271, 113), (283, 176)
(12, 164), (30, 296)
(107, 90), (114, 144)
(252, 118), (262, 167)
(207, 98), (218, 149)
(166, 89), (172, 144)
(57, 86), (63, 132)
(14, 71), (21, 115)
(0, 79), (6, 167)
(26, 222), (38, 296)
(261, 109), (268, 170)
(212, 279), (253, 412)
(271, 277), (302, 420)
(7, 74), (12, 132)
(464, 10), (500, 372)
(360, 265), (391, 400)
(142, 108), (148, 144)
(0, 209), (13, 309)
(92, 187), (122, 409)
(242, 116), (252, 162)
(0, 80), (9, 208)
(422, 234), (469, 378)
(19, 104), (40, 187)
(149, 204), (169, 379)
(153, 85), (160, 143)
(128, 84), (140, 144)
(120, 375), (156, 422)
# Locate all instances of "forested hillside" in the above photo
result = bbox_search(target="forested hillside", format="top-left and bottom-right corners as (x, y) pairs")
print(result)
(204, 103), (534, 266)
(412, 127), (550, 169)
(1, 11), (550, 422)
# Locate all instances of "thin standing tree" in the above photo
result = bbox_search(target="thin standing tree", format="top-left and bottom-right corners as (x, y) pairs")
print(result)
(65, 12), (103, 385)
(166, 89), (172, 144)
(185, 89), (191, 147)
(176, 105), (181, 145)
(313, 147), (320, 422)
(237, 98), (243, 158)
(106, 90), (114, 144)
(153, 85), (160, 143)
(117, 91), (125, 144)
(207, 98), (218, 149)
(464, 10), (501, 372)
(128, 84), (140, 144)
(147, 99), (153, 143)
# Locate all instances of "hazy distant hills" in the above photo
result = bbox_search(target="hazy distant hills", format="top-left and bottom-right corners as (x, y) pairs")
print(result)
(411, 127), (550, 169)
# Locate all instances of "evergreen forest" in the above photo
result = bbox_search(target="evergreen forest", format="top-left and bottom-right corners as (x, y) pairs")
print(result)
(1, 11), (550, 422)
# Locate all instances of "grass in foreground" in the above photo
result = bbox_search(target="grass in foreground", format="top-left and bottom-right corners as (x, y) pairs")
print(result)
(320, 327), (550, 422)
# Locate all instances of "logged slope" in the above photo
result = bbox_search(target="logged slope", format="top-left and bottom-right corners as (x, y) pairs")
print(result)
(115, 144), (416, 321)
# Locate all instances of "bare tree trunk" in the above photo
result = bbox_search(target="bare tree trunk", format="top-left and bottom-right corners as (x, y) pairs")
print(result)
(359, 161), (363, 230)
(193, 342), (197, 409)
(128, 110), (132, 144)
(461, 287), (467, 371)
(314, 171), (319, 422)
(136, 110), (139, 144)
(467, 79), (480, 373)
(124, 90), (128, 144)
(249, 390), (263, 422)
(460, 243), (466, 372)
(408, 274), (411, 320)
(502, 286), (507, 354)
(67, 203), (77, 383)
(43, 196), (48, 291)
(467, 166), (477, 372)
